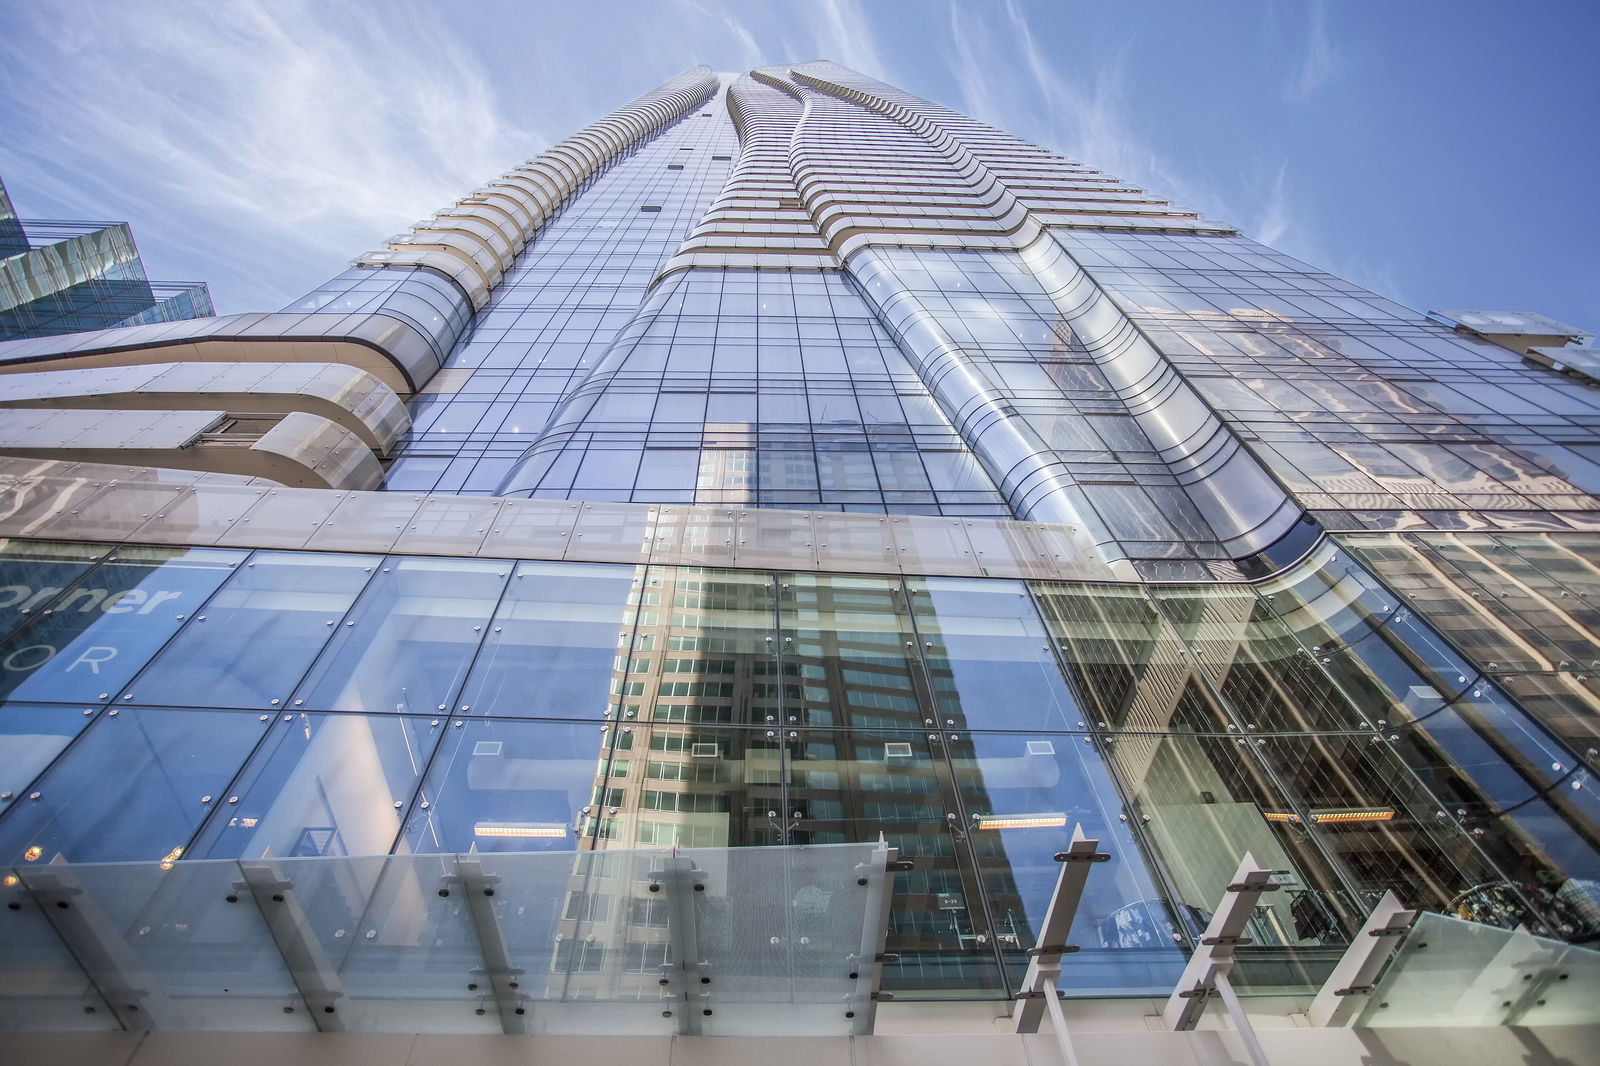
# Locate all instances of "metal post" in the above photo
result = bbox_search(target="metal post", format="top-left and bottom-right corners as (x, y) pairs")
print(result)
(1161, 852), (1278, 1062)
(1306, 890), (1416, 1027)
(1039, 970), (1082, 1066)
(845, 835), (912, 1035)
(1214, 971), (1270, 1066)
(1011, 827), (1109, 1066)
(452, 856), (530, 1034)
(22, 858), (175, 1029)
(237, 860), (347, 1031)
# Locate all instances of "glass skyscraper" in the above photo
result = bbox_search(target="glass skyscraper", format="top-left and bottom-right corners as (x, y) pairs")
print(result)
(0, 64), (1596, 1054)
(0, 174), (213, 341)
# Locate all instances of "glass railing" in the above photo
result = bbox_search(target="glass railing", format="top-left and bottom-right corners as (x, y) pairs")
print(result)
(0, 841), (897, 1035)
(1358, 910), (1600, 1028)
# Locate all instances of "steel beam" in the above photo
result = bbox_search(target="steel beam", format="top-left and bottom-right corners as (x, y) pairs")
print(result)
(22, 859), (175, 1030)
(453, 856), (531, 1034)
(846, 835), (910, 1035)
(1014, 827), (1108, 1035)
(237, 860), (347, 1032)
(1161, 852), (1278, 1060)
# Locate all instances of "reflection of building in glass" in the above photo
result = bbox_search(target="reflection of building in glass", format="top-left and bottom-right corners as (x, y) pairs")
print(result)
(0, 61), (1597, 1047)
(0, 174), (213, 340)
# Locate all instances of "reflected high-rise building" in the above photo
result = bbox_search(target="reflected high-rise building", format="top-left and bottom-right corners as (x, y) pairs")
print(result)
(0, 62), (1597, 1053)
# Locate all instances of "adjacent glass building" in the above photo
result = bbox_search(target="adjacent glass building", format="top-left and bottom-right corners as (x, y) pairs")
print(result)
(0, 63), (1597, 1049)
(0, 174), (213, 340)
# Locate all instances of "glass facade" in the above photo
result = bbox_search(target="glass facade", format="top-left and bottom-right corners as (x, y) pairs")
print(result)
(381, 85), (743, 495)
(0, 536), (1594, 1000)
(1, 61), (1597, 1030)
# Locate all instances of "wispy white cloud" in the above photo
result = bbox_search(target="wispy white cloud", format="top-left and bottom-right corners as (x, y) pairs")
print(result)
(0, 0), (542, 309)
(943, 0), (1002, 125)
(718, 14), (767, 71)
(972, 0), (1316, 255)
(0, 0), (1386, 315)
(678, 0), (765, 70)
(1330, 253), (1405, 306)
(1284, 0), (1336, 102)
(992, 1), (1196, 207)
(1252, 161), (1293, 246)
(803, 0), (893, 81)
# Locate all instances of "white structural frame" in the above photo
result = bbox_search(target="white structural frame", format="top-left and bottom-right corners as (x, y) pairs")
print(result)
(1011, 826), (1111, 1066)
(1306, 890), (1418, 1027)
(1161, 853), (1281, 1066)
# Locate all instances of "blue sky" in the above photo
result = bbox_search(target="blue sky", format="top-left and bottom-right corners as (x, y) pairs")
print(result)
(1, 0), (1595, 327)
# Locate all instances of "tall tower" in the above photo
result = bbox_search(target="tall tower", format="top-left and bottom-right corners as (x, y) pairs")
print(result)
(0, 64), (1596, 1051)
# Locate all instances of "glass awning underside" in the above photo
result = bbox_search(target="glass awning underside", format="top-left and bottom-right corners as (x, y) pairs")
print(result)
(0, 841), (898, 1036)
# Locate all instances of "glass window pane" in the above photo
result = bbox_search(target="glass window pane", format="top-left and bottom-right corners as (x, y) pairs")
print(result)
(1151, 583), (1375, 732)
(0, 540), (109, 644)
(950, 730), (1180, 992)
(1252, 731), (1506, 922)
(601, 723), (784, 850)
(783, 725), (1003, 994)
(1034, 582), (1195, 731)
(402, 718), (614, 854)
(0, 703), (96, 816)
(191, 713), (444, 860)
(1255, 551), (1479, 714)
(458, 561), (639, 719)
(292, 557), (511, 714)
(909, 577), (1084, 731)
(127, 552), (381, 708)
(780, 573), (926, 730)
(0, 547), (244, 705)
(622, 568), (776, 727)
(1116, 729), (1349, 950)
(0, 707), (268, 865)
